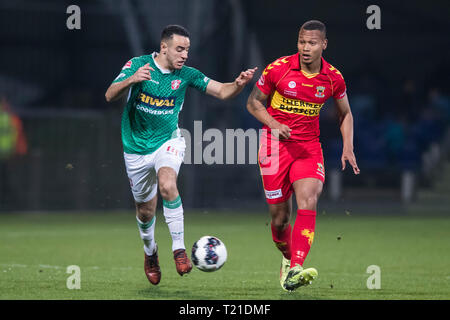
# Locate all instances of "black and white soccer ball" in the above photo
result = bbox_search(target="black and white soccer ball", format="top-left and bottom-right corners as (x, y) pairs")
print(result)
(191, 236), (227, 272)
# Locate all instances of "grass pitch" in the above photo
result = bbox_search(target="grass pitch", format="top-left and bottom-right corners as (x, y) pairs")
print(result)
(0, 210), (449, 300)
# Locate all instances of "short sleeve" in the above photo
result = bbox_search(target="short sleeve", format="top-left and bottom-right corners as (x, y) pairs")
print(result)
(112, 57), (144, 84)
(333, 74), (347, 100)
(256, 63), (276, 95)
(186, 67), (210, 92)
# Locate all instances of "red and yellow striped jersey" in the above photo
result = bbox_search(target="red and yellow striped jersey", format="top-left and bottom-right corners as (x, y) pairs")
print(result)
(256, 53), (346, 142)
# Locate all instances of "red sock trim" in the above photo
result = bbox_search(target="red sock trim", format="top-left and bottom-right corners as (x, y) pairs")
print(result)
(297, 209), (316, 216)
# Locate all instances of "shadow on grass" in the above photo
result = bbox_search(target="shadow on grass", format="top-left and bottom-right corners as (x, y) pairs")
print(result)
(136, 287), (213, 300)
(277, 291), (326, 300)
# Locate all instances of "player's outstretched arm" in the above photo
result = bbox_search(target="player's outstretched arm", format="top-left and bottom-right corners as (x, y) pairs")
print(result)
(334, 95), (360, 175)
(246, 85), (292, 139)
(206, 67), (257, 100)
(105, 63), (154, 102)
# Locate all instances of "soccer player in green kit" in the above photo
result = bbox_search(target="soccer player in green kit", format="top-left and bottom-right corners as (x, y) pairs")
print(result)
(105, 25), (256, 285)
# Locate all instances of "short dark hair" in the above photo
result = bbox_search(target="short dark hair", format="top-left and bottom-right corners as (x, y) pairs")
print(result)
(300, 20), (326, 37)
(161, 25), (190, 41)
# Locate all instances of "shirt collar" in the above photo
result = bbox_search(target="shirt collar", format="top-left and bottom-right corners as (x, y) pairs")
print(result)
(151, 52), (172, 74)
(291, 53), (328, 75)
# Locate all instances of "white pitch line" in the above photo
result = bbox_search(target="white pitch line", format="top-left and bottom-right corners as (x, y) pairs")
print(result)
(38, 264), (63, 269)
(0, 263), (137, 271)
(0, 263), (27, 268)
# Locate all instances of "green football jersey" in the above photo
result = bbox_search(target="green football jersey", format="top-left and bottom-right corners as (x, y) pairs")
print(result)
(113, 52), (210, 155)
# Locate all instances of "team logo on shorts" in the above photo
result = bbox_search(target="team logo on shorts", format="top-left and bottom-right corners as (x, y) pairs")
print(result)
(315, 86), (325, 98)
(171, 80), (181, 90)
(316, 162), (325, 177)
(166, 145), (185, 160)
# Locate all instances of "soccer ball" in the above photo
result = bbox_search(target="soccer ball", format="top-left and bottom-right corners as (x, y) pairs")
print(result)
(191, 236), (227, 272)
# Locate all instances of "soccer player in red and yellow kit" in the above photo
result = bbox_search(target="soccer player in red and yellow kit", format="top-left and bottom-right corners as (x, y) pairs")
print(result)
(247, 20), (360, 291)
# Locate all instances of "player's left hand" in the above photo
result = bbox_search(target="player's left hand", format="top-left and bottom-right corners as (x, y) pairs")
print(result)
(235, 67), (258, 87)
(341, 148), (360, 175)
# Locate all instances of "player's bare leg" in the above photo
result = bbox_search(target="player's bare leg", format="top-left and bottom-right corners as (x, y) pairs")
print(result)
(283, 178), (322, 291)
(136, 196), (161, 285)
(269, 199), (292, 257)
(158, 166), (192, 276)
(136, 196), (157, 223)
(268, 199), (293, 290)
(293, 177), (323, 212)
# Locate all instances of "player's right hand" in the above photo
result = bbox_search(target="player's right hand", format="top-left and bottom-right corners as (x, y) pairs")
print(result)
(130, 63), (154, 84)
(270, 122), (292, 139)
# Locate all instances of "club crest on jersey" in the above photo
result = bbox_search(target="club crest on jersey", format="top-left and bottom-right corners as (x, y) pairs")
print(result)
(171, 80), (181, 90)
(315, 86), (325, 98)
(288, 81), (296, 88)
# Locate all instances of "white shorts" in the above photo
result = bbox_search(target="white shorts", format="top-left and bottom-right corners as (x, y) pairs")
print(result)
(124, 136), (186, 203)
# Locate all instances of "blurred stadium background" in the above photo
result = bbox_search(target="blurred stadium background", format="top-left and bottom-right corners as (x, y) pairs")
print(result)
(0, 0), (449, 213)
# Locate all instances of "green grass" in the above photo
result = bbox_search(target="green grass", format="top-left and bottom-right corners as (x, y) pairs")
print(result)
(0, 210), (449, 300)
